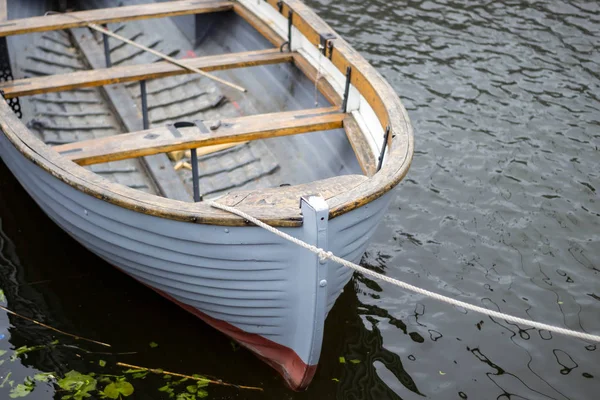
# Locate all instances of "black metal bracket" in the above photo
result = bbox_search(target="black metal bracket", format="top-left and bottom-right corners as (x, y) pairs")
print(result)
(167, 121), (210, 202)
(277, 0), (284, 13)
(319, 32), (335, 59)
(341, 66), (352, 113)
(280, 10), (293, 52)
(140, 80), (149, 129)
(0, 38), (22, 119)
(102, 24), (112, 68)
(377, 126), (391, 172)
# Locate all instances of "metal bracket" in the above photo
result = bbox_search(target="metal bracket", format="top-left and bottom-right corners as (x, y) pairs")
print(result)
(319, 32), (335, 59)
(341, 66), (352, 113)
(0, 38), (22, 119)
(102, 24), (112, 68)
(140, 80), (149, 129)
(279, 10), (294, 52)
(167, 121), (210, 202)
(299, 195), (329, 365)
(277, 0), (284, 13)
(377, 125), (391, 172)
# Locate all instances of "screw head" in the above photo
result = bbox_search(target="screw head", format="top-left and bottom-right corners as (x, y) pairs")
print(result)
(319, 280), (328, 287)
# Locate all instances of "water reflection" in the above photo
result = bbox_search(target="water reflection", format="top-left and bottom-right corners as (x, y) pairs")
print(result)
(1, 0), (600, 398)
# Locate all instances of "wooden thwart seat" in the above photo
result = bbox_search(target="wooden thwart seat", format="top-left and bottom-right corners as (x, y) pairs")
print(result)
(54, 107), (345, 166)
(0, 49), (293, 98)
(0, 0), (232, 37)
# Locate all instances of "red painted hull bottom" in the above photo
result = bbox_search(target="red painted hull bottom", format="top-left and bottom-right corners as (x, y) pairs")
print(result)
(150, 286), (317, 390)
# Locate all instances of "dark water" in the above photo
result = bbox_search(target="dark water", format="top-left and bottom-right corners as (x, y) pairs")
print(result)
(1, 0), (600, 398)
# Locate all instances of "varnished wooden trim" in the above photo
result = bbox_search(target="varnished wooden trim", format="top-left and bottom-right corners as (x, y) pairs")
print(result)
(0, 0), (233, 37)
(54, 107), (344, 166)
(0, 49), (293, 98)
(343, 115), (377, 177)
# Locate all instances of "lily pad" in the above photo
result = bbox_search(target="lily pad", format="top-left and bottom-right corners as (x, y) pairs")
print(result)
(0, 289), (5, 303)
(149, 342), (158, 348)
(102, 381), (134, 399)
(98, 360), (106, 367)
(339, 356), (346, 364)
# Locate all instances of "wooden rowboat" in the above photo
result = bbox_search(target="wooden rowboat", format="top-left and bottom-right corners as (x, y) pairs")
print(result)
(0, 0), (413, 390)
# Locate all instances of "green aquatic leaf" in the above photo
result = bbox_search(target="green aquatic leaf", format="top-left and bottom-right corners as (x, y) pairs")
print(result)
(196, 389), (208, 398)
(0, 372), (12, 388)
(98, 360), (106, 367)
(0, 289), (6, 303)
(338, 356), (346, 364)
(131, 371), (148, 379)
(186, 385), (197, 393)
(58, 370), (97, 400)
(175, 393), (196, 400)
(9, 383), (33, 398)
(332, 378), (339, 382)
(9, 377), (35, 398)
(33, 373), (54, 382)
(349, 359), (361, 364)
(102, 381), (134, 399)
(149, 342), (158, 348)
(11, 344), (50, 361)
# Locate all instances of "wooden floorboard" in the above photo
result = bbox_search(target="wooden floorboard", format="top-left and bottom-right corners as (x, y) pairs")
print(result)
(54, 107), (344, 166)
(70, 26), (192, 202)
(0, 49), (293, 98)
(0, 0), (233, 37)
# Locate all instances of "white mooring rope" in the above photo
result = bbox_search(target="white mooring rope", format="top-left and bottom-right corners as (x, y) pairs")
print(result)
(207, 200), (600, 343)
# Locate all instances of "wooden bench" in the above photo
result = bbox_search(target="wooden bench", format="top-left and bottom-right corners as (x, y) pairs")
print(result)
(54, 107), (346, 166)
(0, 0), (232, 37)
(0, 49), (292, 98)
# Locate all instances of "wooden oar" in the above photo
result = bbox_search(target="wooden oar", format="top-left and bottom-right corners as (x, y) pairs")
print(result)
(44, 11), (247, 93)
(88, 23), (247, 93)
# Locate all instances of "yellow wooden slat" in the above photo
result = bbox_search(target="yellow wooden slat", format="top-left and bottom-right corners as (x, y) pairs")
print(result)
(54, 107), (344, 166)
(0, 49), (292, 98)
(0, 0), (232, 37)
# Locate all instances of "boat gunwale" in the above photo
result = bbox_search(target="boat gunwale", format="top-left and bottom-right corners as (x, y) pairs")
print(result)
(0, 0), (414, 227)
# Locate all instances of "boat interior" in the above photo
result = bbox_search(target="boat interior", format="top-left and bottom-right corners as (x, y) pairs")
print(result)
(1, 0), (381, 203)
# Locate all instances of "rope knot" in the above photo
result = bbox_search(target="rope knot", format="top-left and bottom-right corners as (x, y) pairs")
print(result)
(318, 250), (333, 262)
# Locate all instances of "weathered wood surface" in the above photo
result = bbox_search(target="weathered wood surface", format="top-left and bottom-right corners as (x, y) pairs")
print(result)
(71, 26), (192, 201)
(218, 174), (367, 209)
(343, 115), (377, 177)
(0, 0), (232, 37)
(0, 49), (293, 98)
(54, 107), (343, 166)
